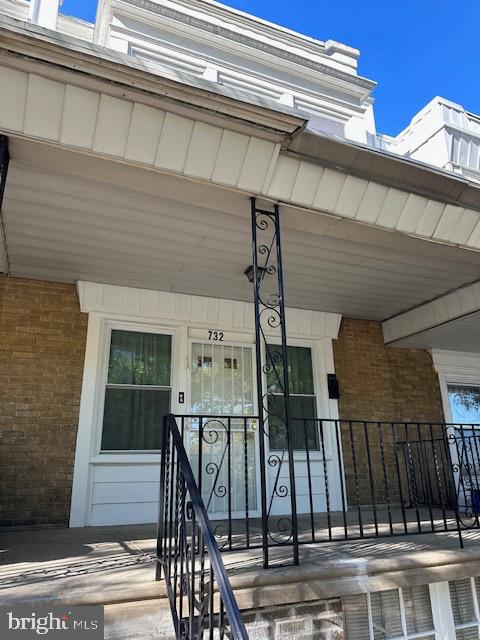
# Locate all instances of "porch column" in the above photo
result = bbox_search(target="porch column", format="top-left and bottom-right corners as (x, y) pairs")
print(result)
(0, 136), (9, 275)
(250, 197), (299, 568)
(28, 0), (61, 30)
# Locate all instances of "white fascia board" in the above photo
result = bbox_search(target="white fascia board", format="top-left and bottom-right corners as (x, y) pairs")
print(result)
(2, 59), (480, 252)
(76, 281), (342, 340)
(0, 16), (305, 139)
(383, 280), (480, 344)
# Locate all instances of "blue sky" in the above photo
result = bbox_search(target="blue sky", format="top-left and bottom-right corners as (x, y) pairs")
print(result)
(60, 0), (480, 136)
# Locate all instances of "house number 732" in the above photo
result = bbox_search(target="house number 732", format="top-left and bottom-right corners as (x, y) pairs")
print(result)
(208, 330), (224, 341)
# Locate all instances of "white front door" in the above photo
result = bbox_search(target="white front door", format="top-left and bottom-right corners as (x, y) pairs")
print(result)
(186, 341), (260, 518)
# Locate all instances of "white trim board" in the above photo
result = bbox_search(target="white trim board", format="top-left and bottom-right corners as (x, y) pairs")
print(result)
(432, 348), (480, 422)
(383, 280), (480, 345)
(77, 281), (342, 340)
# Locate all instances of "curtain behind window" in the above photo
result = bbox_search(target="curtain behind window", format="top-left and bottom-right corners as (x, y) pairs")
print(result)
(101, 330), (172, 451)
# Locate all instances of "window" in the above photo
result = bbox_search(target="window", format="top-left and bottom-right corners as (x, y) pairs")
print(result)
(449, 578), (480, 639)
(266, 344), (318, 450)
(101, 330), (172, 451)
(448, 385), (480, 424)
(343, 587), (435, 640)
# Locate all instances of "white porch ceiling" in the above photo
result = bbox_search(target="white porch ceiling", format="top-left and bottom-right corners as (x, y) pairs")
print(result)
(3, 138), (480, 321)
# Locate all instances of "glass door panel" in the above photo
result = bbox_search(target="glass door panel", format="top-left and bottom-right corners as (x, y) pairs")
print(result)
(188, 342), (258, 516)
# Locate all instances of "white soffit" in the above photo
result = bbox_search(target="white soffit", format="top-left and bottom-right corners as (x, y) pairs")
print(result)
(77, 281), (342, 340)
(5, 138), (480, 320)
(1, 64), (480, 252)
(383, 280), (480, 350)
(385, 312), (480, 354)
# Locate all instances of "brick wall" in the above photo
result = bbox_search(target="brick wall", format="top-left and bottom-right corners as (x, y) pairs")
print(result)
(332, 318), (445, 507)
(0, 277), (87, 527)
(333, 318), (444, 423)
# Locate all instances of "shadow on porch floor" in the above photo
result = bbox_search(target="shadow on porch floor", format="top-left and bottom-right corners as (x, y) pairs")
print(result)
(0, 508), (479, 602)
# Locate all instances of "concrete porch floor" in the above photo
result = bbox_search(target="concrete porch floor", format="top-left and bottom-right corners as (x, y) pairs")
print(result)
(2, 521), (480, 638)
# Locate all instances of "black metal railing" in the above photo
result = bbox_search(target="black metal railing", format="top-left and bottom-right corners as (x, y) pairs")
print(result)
(166, 416), (480, 562)
(156, 414), (249, 640)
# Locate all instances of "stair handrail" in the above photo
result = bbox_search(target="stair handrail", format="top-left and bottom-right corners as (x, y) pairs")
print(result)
(157, 413), (249, 640)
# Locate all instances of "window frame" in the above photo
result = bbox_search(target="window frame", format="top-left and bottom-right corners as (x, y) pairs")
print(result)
(264, 338), (325, 455)
(449, 577), (480, 638)
(368, 588), (435, 640)
(95, 321), (178, 456)
(344, 588), (436, 640)
(447, 383), (480, 426)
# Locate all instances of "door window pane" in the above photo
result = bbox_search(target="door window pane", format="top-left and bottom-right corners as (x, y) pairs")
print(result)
(268, 395), (318, 450)
(448, 385), (480, 423)
(190, 343), (253, 416)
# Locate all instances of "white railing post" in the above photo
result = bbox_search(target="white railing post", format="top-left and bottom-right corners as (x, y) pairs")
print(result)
(28, 0), (61, 30)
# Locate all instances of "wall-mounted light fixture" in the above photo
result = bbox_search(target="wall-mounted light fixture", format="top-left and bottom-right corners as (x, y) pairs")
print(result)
(244, 265), (266, 283)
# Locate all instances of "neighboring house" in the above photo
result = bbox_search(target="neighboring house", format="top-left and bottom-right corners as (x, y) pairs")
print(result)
(377, 97), (480, 185)
(1, 0), (480, 638)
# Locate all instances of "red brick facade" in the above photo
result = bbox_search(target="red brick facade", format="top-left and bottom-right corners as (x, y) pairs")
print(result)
(0, 277), (87, 527)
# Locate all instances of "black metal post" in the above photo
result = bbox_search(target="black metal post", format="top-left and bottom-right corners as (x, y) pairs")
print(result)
(0, 135), (9, 275)
(250, 197), (299, 567)
(251, 198), (270, 568)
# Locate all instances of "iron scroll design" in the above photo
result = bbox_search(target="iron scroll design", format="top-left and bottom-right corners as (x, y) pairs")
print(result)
(0, 136), (9, 275)
(157, 414), (249, 640)
(447, 426), (480, 528)
(250, 198), (299, 568)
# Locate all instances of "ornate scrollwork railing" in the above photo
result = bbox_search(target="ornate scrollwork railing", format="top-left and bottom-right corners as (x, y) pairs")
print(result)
(156, 414), (249, 640)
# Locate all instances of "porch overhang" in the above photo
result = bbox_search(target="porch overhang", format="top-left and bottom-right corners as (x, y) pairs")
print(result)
(1, 14), (480, 257)
(3, 137), (480, 320)
(382, 280), (480, 353)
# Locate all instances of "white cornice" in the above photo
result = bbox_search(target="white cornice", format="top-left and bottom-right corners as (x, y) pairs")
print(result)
(98, 0), (375, 92)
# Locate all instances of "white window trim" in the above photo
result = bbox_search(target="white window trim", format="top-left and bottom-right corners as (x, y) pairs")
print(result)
(69, 316), (184, 526)
(432, 349), (480, 424)
(94, 320), (177, 455)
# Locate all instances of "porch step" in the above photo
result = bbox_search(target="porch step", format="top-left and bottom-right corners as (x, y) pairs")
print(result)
(104, 600), (175, 640)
